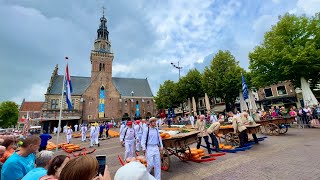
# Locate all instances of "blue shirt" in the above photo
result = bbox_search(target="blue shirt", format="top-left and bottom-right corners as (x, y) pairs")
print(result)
(99, 125), (105, 132)
(40, 134), (52, 147)
(1, 152), (35, 180)
(22, 167), (47, 180)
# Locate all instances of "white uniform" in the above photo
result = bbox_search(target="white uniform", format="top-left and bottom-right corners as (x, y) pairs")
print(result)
(74, 124), (78, 132)
(120, 127), (136, 160)
(90, 126), (99, 146)
(66, 128), (73, 143)
(134, 124), (143, 151)
(156, 119), (162, 129)
(63, 126), (67, 133)
(53, 127), (57, 134)
(142, 123), (148, 132)
(141, 126), (163, 180)
(190, 115), (195, 128)
(81, 125), (87, 142)
(120, 124), (126, 134)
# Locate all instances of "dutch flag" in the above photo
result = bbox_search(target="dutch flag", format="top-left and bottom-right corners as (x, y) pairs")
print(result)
(65, 63), (73, 110)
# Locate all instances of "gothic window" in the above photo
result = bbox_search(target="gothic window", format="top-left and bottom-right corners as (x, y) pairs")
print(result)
(103, 63), (105, 71)
(147, 101), (150, 104)
(99, 63), (102, 71)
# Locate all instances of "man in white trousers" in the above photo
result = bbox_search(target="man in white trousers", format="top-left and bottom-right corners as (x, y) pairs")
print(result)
(90, 123), (100, 147)
(134, 120), (143, 152)
(120, 121), (136, 161)
(74, 124), (78, 132)
(190, 114), (195, 128)
(80, 124), (87, 142)
(141, 117), (163, 180)
(66, 126), (73, 144)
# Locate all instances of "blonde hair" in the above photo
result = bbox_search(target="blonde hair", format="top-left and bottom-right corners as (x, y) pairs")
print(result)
(59, 155), (98, 180)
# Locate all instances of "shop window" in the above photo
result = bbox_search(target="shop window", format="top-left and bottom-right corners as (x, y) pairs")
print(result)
(264, 88), (273, 97)
(277, 86), (287, 95)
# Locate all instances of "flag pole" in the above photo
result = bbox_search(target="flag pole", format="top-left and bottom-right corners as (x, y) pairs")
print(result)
(56, 57), (68, 151)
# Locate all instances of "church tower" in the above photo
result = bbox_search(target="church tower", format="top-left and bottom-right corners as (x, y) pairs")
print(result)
(90, 10), (114, 81)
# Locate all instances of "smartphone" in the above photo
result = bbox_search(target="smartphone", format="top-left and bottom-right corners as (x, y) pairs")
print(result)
(96, 155), (107, 175)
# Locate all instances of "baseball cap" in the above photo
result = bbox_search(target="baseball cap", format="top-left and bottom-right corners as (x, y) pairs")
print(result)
(114, 161), (155, 180)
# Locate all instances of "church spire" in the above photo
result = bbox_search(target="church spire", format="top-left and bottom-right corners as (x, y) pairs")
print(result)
(97, 6), (109, 41)
(93, 6), (111, 53)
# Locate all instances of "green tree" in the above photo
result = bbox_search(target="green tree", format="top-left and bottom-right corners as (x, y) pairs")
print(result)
(0, 101), (19, 128)
(154, 80), (179, 109)
(249, 13), (320, 88)
(202, 50), (244, 110)
(176, 68), (204, 102)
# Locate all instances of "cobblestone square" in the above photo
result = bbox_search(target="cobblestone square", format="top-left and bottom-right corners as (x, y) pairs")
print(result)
(52, 128), (320, 180)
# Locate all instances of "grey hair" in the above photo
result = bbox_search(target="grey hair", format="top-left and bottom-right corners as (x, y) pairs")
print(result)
(36, 150), (54, 167)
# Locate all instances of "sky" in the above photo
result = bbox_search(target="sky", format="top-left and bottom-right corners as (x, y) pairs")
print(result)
(0, 0), (319, 104)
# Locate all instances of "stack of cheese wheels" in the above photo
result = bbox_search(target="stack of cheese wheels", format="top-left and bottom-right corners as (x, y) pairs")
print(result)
(219, 143), (224, 149)
(108, 130), (120, 138)
(46, 142), (57, 150)
(160, 133), (171, 139)
(136, 156), (148, 167)
(60, 143), (81, 152)
(72, 133), (81, 138)
(223, 145), (233, 150)
(188, 148), (205, 160)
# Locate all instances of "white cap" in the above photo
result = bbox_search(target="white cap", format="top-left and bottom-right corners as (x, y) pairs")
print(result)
(114, 161), (155, 180)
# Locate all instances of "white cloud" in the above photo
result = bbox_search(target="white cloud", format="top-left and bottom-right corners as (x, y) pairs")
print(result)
(11, 82), (47, 103)
(296, 0), (320, 15)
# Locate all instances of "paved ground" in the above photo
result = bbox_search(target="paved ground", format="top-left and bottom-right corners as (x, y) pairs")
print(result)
(51, 128), (320, 180)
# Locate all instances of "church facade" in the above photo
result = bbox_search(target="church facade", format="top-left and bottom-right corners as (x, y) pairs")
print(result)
(40, 13), (155, 132)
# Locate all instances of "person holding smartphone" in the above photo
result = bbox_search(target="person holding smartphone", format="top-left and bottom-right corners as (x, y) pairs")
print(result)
(141, 117), (163, 180)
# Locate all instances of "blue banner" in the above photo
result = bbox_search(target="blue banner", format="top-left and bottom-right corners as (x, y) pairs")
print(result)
(167, 108), (171, 118)
(135, 104), (140, 117)
(172, 108), (176, 117)
(242, 75), (249, 100)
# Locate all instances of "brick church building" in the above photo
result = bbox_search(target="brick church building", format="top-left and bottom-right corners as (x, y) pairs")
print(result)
(40, 13), (155, 132)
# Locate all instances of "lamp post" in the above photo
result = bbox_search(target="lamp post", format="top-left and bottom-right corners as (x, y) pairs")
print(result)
(170, 61), (182, 79)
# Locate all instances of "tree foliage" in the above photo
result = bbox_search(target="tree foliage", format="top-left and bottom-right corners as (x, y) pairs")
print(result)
(154, 80), (180, 109)
(176, 69), (204, 102)
(202, 50), (244, 108)
(249, 13), (320, 88)
(0, 101), (19, 128)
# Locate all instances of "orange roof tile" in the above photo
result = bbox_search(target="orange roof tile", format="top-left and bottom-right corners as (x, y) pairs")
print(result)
(20, 102), (44, 111)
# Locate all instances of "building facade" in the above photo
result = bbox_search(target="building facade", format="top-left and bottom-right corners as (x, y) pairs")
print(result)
(40, 13), (155, 133)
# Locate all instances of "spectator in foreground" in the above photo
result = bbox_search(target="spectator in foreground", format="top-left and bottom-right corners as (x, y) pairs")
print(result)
(1, 135), (41, 180)
(39, 155), (70, 180)
(0, 139), (15, 163)
(114, 161), (155, 180)
(59, 155), (110, 180)
(39, 130), (52, 151)
(0, 145), (5, 176)
(22, 150), (54, 180)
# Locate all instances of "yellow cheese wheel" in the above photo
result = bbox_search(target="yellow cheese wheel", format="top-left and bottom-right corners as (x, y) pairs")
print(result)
(196, 149), (204, 153)
(223, 145), (233, 150)
(199, 152), (205, 157)
(192, 154), (200, 159)
(191, 151), (198, 156)
(219, 144), (224, 149)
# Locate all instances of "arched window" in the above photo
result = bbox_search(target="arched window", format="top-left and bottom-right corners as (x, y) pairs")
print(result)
(99, 63), (102, 71)
(103, 63), (105, 71)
